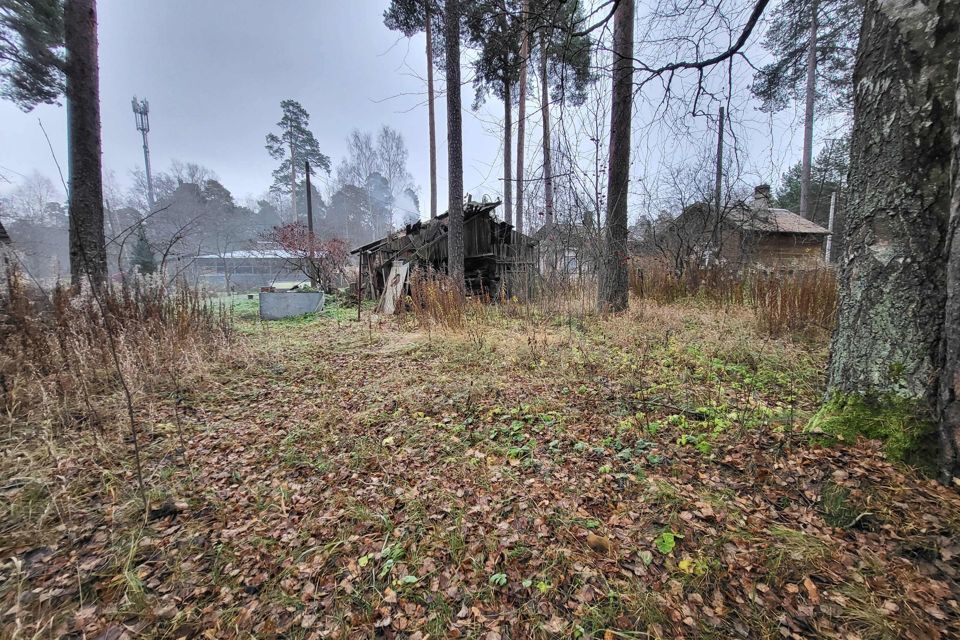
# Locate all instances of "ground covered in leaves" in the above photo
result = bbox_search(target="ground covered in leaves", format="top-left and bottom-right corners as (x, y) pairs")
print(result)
(3, 302), (960, 639)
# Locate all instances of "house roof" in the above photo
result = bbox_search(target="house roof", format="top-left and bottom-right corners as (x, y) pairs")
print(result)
(0, 220), (10, 244)
(678, 197), (830, 236)
(725, 204), (830, 235)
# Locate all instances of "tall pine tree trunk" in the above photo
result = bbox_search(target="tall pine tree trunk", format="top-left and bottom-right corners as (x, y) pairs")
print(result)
(289, 137), (297, 221)
(444, 0), (465, 286)
(426, 4), (438, 219)
(515, 0), (529, 234)
(597, 0), (633, 313)
(541, 33), (553, 228)
(827, 0), (959, 478)
(937, 58), (960, 481)
(799, 0), (817, 220)
(503, 75), (513, 226)
(65, 0), (107, 288)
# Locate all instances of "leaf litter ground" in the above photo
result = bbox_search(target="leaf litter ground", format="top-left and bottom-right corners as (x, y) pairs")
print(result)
(3, 302), (959, 639)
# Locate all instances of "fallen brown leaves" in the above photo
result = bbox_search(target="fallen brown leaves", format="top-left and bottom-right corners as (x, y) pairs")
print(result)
(2, 302), (959, 639)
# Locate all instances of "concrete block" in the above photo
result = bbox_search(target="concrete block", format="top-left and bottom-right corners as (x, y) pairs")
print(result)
(259, 291), (324, 320)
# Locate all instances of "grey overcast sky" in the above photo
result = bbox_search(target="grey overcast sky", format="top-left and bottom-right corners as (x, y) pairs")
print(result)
(0, 0), (828, 220)
(0, 0), (507, 209)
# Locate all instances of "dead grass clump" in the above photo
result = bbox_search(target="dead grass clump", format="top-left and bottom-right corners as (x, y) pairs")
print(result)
(0, 267), (231, 433)
(408, 268), (468, 330)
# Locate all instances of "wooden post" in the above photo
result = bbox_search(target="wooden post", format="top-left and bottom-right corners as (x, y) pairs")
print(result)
(357, 251), (362, 321)
(305, 160), (317, 288)
(825, 191), (836, 263)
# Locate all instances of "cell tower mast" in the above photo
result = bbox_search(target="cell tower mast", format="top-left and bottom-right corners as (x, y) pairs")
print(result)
(132, 96), (155, 209)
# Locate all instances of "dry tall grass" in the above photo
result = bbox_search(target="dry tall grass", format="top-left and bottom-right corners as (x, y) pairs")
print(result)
(630, 260), (837, 337)
(750, 268), (838, 336)
(404, 260), (835, 339)
(0, 267), (232, 434)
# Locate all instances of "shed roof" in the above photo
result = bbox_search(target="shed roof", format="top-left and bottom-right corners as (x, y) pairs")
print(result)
(351, 199), (506, 255)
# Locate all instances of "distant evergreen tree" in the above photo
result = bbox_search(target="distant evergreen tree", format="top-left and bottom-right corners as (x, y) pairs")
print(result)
(265, 100), (330, 220)
(752, 0), (860, 219)
(777, 136), (849, 261)
(384, 0), (442, 219)
(201, 179), (235, 208)
(530, 0), (594, 227)
(464, 0), (522, 226)
(776, 136), (849, 218)
(130, 226), (156, 275)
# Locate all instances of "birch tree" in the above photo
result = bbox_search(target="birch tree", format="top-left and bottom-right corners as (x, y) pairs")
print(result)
(825, 0), (960, 481)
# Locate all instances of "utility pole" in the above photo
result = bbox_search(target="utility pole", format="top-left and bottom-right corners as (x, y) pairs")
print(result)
(131, 96), (155, 210)
(710, 106), (725, 262)
(305, 160), (317, 288)
(714, 106), (724, 218)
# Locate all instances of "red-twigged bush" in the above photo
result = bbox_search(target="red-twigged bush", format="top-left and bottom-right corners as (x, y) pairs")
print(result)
(262, 223), (349, 290)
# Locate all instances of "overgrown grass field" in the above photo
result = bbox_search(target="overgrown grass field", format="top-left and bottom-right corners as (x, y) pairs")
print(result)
(2, 291), (958, 639)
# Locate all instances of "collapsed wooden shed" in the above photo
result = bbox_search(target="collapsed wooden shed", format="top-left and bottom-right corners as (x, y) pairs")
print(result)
(351, 199), (537, 309)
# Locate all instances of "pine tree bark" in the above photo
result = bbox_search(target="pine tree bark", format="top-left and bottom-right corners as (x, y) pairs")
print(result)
(937, 58), (960, 482)
(799, 0), (818, 219)
(503, 75), (513, 226)
(444, 0), (465, 286)
(597, 0), (633, 313)
(515, 0), (529, 234)
(426, 4), (438, 219)
(827, 0), (959, 478)
(65, 0), (107, 288)
(541, 33), (553, 228)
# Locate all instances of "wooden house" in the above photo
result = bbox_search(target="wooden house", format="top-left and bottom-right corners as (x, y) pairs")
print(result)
(351, 199), (537, 309)
(675, 185), (830, 271)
